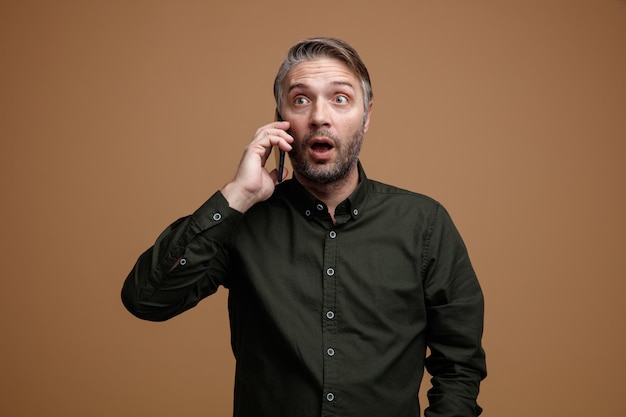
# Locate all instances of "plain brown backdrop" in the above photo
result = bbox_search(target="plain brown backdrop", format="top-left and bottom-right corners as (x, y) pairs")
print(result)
(1, 1), (625, 416)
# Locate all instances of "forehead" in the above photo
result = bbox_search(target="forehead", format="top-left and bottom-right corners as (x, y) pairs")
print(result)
(285, 57), (359, 91)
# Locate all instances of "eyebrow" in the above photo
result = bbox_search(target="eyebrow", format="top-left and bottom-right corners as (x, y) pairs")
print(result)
(287, 80), (356, 94)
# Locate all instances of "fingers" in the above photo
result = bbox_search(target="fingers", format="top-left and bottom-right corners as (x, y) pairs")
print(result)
(245, 122), (293, 170)
(224, 122), (293, 211)
(254, 121), (293, 152)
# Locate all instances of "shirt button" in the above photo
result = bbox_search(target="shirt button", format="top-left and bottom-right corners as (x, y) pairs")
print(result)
(179, 258), (187, 266)
(329, 231), (337, 239)
(327, 347), (335, 356)
(316, 203), (324, 211)
(326, 392), (335, 402)
(353, 208), (359, 216)
(326, 310), (335, 319)
(212, 212), (222, 221)
(326, 268), (335, 277)
(305, 210), (311, 217)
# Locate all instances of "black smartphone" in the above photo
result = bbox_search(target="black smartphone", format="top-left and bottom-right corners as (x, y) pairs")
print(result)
(275, 109), (286, 183)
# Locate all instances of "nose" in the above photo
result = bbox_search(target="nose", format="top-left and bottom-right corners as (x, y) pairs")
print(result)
(309, 101), (331, 129)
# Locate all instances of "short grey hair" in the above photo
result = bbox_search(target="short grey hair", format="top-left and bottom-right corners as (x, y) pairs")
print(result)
(273, 37), (373, 114)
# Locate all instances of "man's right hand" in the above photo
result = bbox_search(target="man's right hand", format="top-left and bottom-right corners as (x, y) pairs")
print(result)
(221, 121), (293, 213)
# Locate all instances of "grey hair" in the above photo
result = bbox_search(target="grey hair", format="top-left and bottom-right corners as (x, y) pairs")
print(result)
(273, 37), (373, 114)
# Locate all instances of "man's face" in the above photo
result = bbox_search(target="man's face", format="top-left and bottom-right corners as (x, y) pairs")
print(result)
(280, 57), (372, 184)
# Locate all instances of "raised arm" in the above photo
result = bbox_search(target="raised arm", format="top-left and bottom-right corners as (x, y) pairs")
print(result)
(121, 192), (240, 321)
(121, 121), (293, 321)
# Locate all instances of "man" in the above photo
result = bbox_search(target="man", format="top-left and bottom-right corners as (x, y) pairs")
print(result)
(122, 37), (486, 417)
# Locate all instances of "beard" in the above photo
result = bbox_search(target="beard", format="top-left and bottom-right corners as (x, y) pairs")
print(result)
(288, 122), (366, 185)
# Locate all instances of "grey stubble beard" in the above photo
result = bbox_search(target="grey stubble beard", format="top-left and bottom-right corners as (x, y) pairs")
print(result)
(288, 123), (365, 185)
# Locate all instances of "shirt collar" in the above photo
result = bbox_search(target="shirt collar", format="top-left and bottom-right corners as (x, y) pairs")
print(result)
(285, 161), (370, 224)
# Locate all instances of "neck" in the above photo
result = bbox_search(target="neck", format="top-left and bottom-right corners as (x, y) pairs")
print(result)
(295, 166), (359, 222)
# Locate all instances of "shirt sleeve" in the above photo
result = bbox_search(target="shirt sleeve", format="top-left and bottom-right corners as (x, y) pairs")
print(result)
(421, 203), (487, 417)
(121, 191), (242, 322)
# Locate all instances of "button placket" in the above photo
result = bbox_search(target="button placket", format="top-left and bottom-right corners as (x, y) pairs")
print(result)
(321, 223), (339, 414)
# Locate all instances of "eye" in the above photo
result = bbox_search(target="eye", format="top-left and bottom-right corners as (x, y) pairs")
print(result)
(333, 95), (349, 104)
(294, 96), (309, 106)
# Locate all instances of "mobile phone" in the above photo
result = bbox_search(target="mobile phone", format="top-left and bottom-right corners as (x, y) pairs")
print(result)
(275, 109), (286, 183)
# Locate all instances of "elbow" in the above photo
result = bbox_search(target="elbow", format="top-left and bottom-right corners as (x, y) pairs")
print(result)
(120, 282), (176, 322)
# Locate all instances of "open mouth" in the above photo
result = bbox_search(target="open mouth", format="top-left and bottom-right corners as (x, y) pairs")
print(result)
(311, 142), (333, 151)
(308, 138), (335, 160)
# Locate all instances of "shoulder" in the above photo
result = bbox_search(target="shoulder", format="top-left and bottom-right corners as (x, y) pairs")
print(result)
(366, 179), (440, 209)
(358, 179), (451, 229)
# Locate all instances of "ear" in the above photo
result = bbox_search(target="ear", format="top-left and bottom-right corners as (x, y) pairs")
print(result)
(363, 100), (373, 133)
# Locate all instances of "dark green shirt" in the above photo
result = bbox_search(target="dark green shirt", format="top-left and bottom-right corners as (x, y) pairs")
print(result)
(122, 163), (486, 417)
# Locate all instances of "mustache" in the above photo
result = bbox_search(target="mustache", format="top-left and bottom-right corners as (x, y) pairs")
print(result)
(302, 129), (340, 145)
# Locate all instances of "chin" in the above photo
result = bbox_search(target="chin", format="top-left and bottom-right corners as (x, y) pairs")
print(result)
(301, 161), (355, 185)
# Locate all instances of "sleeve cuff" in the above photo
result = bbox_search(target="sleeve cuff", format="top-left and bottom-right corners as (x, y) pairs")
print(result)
(189, 190), (244, 233)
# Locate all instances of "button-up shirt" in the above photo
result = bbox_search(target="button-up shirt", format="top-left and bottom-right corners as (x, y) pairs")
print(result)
(122, 163), (486, 417)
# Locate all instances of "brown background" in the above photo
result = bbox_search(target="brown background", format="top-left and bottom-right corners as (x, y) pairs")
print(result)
(1, 1), (625, 416)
